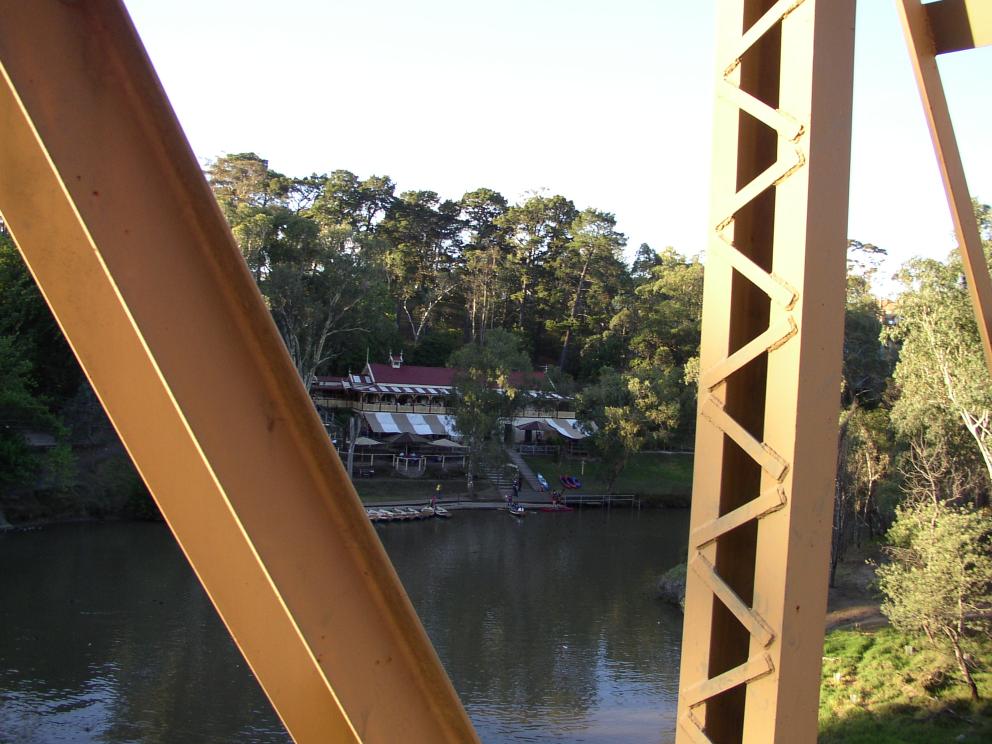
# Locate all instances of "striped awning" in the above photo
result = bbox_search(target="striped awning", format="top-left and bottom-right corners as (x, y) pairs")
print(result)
(362, 412), (458, 437)
(358, 384), (450, 396)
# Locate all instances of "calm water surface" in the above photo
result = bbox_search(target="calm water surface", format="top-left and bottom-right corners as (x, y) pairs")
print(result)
(0, 508), (688, 743)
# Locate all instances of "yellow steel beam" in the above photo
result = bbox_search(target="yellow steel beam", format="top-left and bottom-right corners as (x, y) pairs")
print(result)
(925, 0), (992, 54)
(0, 2), (477, 742)
(899, 0), (992, 376)
(676, 1), (855, 742)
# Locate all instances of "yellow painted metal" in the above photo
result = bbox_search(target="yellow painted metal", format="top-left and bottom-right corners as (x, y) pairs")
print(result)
(0, 2), (478, 742)
(924, 0), (992, 54)
(676, 2), (854, 743)
(898, 0), (992, 376)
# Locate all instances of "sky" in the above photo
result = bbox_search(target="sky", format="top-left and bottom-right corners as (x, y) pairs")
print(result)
(123, 0), (992, 294)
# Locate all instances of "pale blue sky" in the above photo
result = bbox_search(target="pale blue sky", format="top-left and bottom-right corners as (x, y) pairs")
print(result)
(123, 1), (991, 292)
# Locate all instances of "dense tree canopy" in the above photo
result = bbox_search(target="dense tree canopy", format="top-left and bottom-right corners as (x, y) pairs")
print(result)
(206, 154), (706, 450)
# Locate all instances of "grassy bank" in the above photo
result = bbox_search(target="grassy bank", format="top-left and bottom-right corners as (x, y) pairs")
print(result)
(819, 627), (992, 743)
(521, 452), (693, 501)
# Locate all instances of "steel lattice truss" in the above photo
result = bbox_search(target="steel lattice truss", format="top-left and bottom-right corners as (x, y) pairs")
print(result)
(677, 1), (854, 741)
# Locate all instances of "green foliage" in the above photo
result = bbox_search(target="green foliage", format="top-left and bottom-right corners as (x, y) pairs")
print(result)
(0, 228), (83, 401)
(656, 562), (687, 609)
(843, 241), (892, 408)
(877, 499), (992, 700)
(886, 212), (992, 491)
(820, 627), (992, 743)
(207, 155), (707, 453)
(448, 330), (532, 491)
(578, 366), (681, 492)
(0, 228), (78, 496)
(0, 334), (71, 491)
(207, 154), (395, 383)
(629, 247), (704, 371)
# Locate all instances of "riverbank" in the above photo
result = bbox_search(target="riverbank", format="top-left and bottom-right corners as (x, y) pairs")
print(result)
(655, 547), (992, 742)
(819, 627), (992, 743)
(521, 452), (692, 505)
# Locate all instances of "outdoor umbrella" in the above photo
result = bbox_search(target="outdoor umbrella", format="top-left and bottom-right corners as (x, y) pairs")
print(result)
(515, 420), (555, 432)
(429, 438), (467, 449)
(388, 431), (429, 446)
(353, 436), (381, 447)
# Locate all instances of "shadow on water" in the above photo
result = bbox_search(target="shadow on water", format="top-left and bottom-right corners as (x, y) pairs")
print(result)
(0, 509), (688, 743)
(0, 522), (286, 744)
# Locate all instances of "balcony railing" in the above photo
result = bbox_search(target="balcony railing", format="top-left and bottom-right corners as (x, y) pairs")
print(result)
(312, 397), (575, 420)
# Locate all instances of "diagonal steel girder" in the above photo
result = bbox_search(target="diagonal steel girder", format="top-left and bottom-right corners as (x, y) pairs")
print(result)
(0, 2), (478, 742)
(898, 0), (992, 376)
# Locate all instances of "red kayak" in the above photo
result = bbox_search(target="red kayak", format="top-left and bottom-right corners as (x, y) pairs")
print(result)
(539, 504), (574, 513)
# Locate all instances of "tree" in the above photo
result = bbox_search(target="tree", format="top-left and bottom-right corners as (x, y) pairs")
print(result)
(830, 240), (897, 585)
(458, 188), (512, 344)
(878, 499), (992, 701)
(628, 247), (704, 371)
(379, 190), (462, 346)
(0, 224), (83, 400)
(842, 241), (891, 408)
(498, 193), (578, 350)
(207, 154), (394, 385)
(831, 406), (894, 586)
(887, 239), (992, 496)
(0, 223), (77, 496)
(578, 367), (676, 492)
(630, 243), (662, 282)
(547, 209), (628, 372)
(448, 330), (533, 495)
(623, 247), (704, 447)
(0, 335), (70, 492)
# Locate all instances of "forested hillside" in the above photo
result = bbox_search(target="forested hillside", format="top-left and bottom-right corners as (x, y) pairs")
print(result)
(206, 153), (705, 450)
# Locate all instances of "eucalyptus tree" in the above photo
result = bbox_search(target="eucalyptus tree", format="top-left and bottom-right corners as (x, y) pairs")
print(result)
(458, 188), (512, 343)
(548, 208), (629, 372)
(842, 241), (891, 408)
(379, 190), (462, 347)
(878, 498), (992, 701)
(888, 247), (992, 493)
(498, 193), (577, 349)
(207, 154), (393, 386)
(310, 170), (395, 240)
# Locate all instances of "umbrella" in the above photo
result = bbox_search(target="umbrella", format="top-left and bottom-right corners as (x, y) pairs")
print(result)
(387, 431), (429, 446)
(353, 436), (381, 447)
(429, 437), (467, 449)
(515, 420), (555, 432)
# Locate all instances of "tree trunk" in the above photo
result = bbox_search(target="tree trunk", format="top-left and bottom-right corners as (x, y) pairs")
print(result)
(946, 628), (980, 701)
(559, 253), (593, 371)
(346, 415), (357, 479)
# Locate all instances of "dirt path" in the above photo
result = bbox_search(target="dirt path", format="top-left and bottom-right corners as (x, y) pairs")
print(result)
(824, 544), (887, 631)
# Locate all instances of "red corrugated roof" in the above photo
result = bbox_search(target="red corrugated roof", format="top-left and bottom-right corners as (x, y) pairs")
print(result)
(366, 362), (544, 388)
(367, 363), (455, 385)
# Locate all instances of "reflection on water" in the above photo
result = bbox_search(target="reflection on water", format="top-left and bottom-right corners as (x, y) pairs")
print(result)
(0, 522), (287, 744)
(0, 509), (688, 743)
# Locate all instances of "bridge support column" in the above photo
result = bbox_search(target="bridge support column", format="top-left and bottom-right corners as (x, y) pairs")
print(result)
(676, 2), (855, 742)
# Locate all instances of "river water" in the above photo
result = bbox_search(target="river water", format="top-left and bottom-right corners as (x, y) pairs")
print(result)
(0, 508), (689, 743)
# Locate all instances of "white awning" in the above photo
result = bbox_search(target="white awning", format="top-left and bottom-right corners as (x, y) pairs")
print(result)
(514, 417), (591, 440)
(362, 412), (458, 437)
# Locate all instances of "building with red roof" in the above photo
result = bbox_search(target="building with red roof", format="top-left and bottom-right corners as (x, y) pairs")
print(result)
(310, 353), (588, 442)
